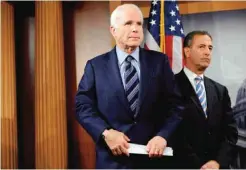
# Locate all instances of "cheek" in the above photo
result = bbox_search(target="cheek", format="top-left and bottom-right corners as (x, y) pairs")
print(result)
(121, 29), (129, 39)
(139, 28), (144, 35)
(190, 52), (200, 63)
(140, 30), (144, 38)
(117, 33), (126, 42)
(194, 51), (202, 59)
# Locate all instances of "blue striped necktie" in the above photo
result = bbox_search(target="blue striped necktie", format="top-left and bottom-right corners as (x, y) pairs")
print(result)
(124, 55), (139, 116)
(195, 76), (207, 118)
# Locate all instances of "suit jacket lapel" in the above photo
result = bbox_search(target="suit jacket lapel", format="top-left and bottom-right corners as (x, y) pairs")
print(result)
(204, 77), (215, 119)
(103, 48), (131, 114)
(138, 48), (153, 113)
(178, 70), (206, 118)
(103, 48), (155, 117)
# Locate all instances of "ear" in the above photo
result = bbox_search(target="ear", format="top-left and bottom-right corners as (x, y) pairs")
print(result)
(184, 47), (190, 58)
(110, 26), (116, 37)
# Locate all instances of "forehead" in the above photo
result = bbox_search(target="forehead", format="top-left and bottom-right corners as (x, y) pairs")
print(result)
(120, 7), (142, 21)
(192, 34), (212, 44)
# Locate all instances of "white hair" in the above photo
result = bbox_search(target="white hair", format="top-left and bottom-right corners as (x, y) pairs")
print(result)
(110, 4), (144, 28)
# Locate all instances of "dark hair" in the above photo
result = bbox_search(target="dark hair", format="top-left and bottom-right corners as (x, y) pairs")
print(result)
(183, 30), (212, 48)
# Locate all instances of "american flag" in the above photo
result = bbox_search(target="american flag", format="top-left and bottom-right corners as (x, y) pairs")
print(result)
(144, 0), (185, 74)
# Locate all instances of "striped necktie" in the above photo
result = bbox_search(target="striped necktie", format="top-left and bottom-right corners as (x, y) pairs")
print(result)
(195, 76), (207, 117)
(124, 55), (139, 116)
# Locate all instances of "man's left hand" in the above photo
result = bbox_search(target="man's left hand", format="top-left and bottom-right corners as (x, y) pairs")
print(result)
(146, 136), (167, 158)
(201, 160), (220, 170)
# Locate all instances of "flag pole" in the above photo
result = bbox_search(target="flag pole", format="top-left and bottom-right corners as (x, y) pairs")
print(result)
(160, 0), (165, 53)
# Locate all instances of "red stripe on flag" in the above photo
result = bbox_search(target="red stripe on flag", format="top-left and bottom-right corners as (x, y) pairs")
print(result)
(165, 35), (173, 68)
(144, 44), (149, 50)
(181, 38), (185, 67)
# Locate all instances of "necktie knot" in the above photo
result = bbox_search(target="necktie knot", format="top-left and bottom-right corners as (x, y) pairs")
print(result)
(195, 76), (203, 83)
(126, 55), (133, 63)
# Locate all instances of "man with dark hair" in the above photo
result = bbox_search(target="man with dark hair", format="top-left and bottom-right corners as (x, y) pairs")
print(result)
(183, 30), (213, 48)
(172, 30), (238, 169)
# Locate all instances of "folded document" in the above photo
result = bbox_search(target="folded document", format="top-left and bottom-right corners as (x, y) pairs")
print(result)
(128, 143), (173, 156)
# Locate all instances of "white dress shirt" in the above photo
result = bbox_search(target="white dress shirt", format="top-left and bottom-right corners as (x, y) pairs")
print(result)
(116, 46), (141, 88)
(183, 67), (207, 102)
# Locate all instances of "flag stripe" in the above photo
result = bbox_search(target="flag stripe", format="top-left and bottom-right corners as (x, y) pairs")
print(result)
(165, 35), (173, 69)
(144, 0), (185, 74)
(145, 30), (160, 52)
(172, 36), (183, 74)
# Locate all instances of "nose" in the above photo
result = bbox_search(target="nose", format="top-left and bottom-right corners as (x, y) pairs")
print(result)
(204, 47), (211, 56)
(132, 25), (138, 33)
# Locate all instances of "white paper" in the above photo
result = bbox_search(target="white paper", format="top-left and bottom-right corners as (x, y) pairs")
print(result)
(128, 143), (173, 156)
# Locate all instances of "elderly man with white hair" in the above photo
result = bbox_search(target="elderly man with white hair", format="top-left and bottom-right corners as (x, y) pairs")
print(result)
(75, 3), (184, 168)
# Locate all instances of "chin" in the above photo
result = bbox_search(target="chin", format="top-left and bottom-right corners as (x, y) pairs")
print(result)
(198, 65), (208, 72)
(201, 62), (210, 67)
(128, 42), (141, 47)
(128, 40), (141, 45)
(127, 43), (141, 48)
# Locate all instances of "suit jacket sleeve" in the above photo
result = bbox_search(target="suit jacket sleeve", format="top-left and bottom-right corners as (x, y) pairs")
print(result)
(216, 87), (238, 168)
(75, 60), (110, 143)
(156, 55), (184, 140)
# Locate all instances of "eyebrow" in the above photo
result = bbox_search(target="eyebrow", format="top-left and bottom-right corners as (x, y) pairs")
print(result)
(199, 44), (213, 49)
(137, 21), (142, 25)
(124, 20), (133, 25)
(124, 20), (142, 25)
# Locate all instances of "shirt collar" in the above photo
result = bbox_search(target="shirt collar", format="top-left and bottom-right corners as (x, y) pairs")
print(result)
(184, 67), (204, 80)
(116, 46), (139, 66)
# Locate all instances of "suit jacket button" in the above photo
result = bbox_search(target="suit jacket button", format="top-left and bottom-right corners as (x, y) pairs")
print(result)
(134, 121), (137, 124)
(208, 132), (211, 135)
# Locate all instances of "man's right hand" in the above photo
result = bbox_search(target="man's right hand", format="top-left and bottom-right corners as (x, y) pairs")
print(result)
(102, 129), (130, 156)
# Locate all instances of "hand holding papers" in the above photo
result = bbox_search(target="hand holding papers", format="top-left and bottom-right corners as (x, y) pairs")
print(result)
(128, 143), (173, 156)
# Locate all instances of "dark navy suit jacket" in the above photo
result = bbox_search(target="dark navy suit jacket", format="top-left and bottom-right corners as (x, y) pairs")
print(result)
(75, 47), (184, 168)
